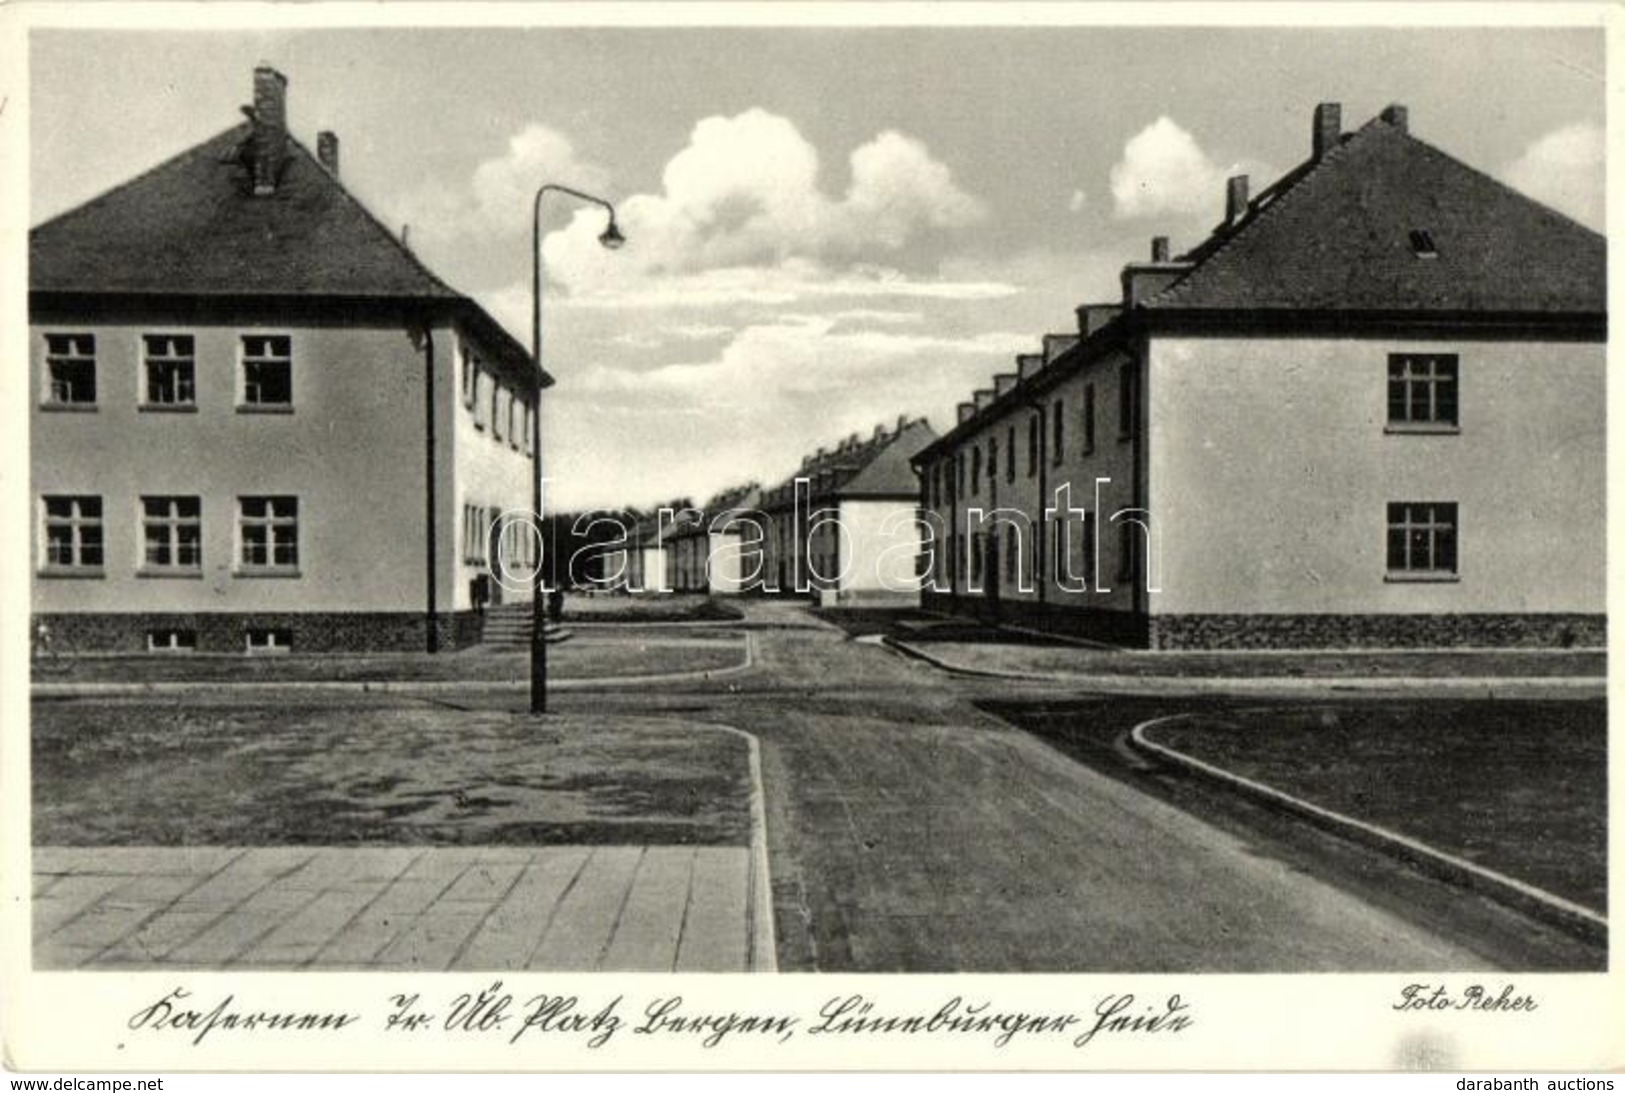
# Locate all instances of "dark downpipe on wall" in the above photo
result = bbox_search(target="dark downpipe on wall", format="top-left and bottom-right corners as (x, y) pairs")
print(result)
(422, 321), (439, 653)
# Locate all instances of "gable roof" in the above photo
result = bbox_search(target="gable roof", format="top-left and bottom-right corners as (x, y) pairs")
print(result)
(664, 483), (764, 541)
(29, 121), (545, 387)
(32, 125), (461, 299)
(1146, 112), (1605, 315)
(762, 417), (937, 507)
(836, 418), (938, 497)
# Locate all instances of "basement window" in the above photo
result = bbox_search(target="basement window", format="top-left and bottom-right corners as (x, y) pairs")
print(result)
(245, 628), (294, 654)
(147, 629), (197, 653)
(1409, 229), (1438, 259)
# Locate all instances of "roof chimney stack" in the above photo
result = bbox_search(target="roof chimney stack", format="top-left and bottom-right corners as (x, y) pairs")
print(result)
(317, 131), (340, 177)
(1151, 236), (1170, 263)
(251, 65), (289, 197)
(1225, 175), (1249, 226)
(1312, 102), (1341, 160)
(1380, 104), (1409, 134)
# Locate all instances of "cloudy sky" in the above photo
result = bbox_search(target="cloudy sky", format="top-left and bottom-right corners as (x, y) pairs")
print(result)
(29, 22), (1605, 510)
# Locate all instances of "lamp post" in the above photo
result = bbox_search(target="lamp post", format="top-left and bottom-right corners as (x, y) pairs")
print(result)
(531, 184), (625, 715)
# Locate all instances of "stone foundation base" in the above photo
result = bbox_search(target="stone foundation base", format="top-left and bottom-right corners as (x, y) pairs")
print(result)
(920, 592), (1150, 645)
(1148, 613), (1607, 650)
(920, 595), (1605, 650)
(34, 611), (486, 654)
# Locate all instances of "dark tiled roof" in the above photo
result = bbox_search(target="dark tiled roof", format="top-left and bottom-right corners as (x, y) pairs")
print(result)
(1148, 114), (1605, 314)
(838, 419), (937, 497)
(665, 484), (764, 541)
(31, 125), (461, 299)
(762, 418), (936, 506)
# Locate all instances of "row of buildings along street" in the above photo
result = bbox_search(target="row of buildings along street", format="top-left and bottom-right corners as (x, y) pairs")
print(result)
(23, 51), (1609, 998)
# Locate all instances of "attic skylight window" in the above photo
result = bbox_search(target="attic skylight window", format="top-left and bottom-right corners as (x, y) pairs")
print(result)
(1409, 230), (1439, 259)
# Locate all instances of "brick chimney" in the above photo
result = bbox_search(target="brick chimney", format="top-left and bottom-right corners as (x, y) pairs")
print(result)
(1381, 104), (1409, 134)
(1150, 236), (1170, 263)
(1017, 353), (1044, 381)
(974, 388), (996, 411)
(1225, 174), (1249, 226)
(251, 65), (289, 196)
(957, 402), (977, 424)
(1313, 102), (1341, 160)
(895, 414), (909, 434)
(994, 372), (1019, 399)
(317, 130), (340, 177)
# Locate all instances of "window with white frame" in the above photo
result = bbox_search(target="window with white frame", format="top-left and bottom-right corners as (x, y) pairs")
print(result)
(246, 628), (293, 654)
(1082, 383), (1096, 454)
(239, 496), (298, 571)
(147, 629), (197, 653)
(241, 335), (292, 407)
(1387, 502), (1458, 577)
(1118, 362), (1136, 440)
(42, 495), (104, 571)
(143, 334), (196, 407)
(473, 368), (488, 430)
(1082, 511), (1097, 587)
(141, 496), (202, 572)
(1387, 354), (1458, 429)
(461, 343), (478, 409)
(1117, 520), (1139, 582)
(44, 333), (97, 406)
(463, 504), (491, 565)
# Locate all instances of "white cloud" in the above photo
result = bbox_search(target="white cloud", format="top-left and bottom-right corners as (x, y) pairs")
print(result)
(1068, 188), (1087, 213)
(526, 261), (1019, 312)
(1500, 122), (1604, 230)
(541, 109), (985, 298)
(1110, 117), (1235, 221)
(394, 123), (608, 242)
(543, 317), (1032, 509)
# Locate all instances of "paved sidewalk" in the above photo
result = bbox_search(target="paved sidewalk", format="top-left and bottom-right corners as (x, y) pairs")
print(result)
(35, 845), (762, 972)
(887, 637), (1605, 698)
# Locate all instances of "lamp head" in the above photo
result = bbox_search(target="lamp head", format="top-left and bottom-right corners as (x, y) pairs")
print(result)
(597, 218), (626, 251)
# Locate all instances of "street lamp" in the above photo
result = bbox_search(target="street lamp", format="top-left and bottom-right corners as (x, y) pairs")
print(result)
(530, 184), (625, 715)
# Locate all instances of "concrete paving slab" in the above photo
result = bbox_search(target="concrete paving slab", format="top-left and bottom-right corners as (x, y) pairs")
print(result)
(165, 883), (326, 965)
(525, 846), (643, 971)
(33, 873), (130, 937)
(676, 847), (750, 972)
(235, 886), (385, 967)
(311, 876), (454, 966)
(601, 847), (693, 972)
(460, 848), (589, 970)
(440, 860), (526, 904)
(33, 844), (760, 972)
(372, 904), (490, 970)
(93, 908), (226, 966)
